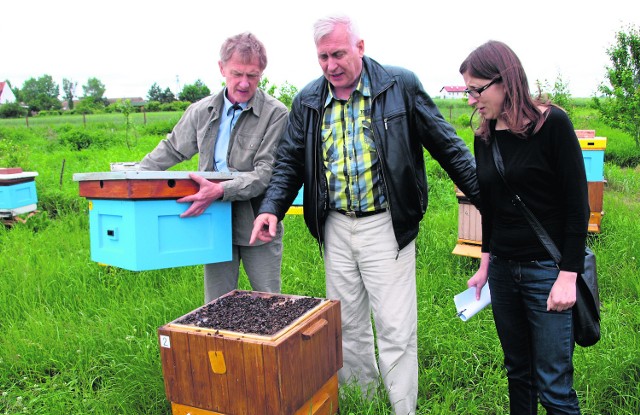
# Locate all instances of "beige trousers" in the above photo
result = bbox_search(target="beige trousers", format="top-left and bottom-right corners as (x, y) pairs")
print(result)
(324, 211), (417, 415)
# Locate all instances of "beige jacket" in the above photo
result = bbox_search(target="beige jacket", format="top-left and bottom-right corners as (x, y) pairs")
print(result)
(140, 88), (288, 245)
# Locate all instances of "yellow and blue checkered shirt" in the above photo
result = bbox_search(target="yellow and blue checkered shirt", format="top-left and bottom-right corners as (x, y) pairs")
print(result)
(322, 71), (386, 212)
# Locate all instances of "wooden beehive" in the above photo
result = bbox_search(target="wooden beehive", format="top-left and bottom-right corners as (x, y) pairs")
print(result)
(73, 171), (239, 270)
(0, 167), (39, 217)
(158, 291), (342, 415)
(452, 187), (482, 258)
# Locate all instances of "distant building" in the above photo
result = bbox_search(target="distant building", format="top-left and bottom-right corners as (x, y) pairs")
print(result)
(0, 82), (17, 104)
(439, 86), (466, 99)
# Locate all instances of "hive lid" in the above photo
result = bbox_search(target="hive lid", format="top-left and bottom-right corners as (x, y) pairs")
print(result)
(0, 170), (38, 182)
(579, 137), (607, 150)
(73, 171), (241, 199)
(0, 168), (38, 180)
(72, 170), (239, 182)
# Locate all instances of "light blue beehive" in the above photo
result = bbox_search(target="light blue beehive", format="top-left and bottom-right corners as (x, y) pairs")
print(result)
(579, 137), (607, 182)
(88, 198), (231, 271)
(0, 171), (38, 215)
(74, 171), (238, 271)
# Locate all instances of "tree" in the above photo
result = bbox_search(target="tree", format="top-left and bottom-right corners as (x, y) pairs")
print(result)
(77, 77), (108, 111)
(160, 87), (176, 104)
(259, 78), (298, 110)
(179, 79), (210, 103)
(147, 83), (163, 102)
(16, 75), (61, 112)
(273, 81), (298, 110)
(82, 77), (106, 99)
(148, 83), (176, 104)
(593, 24), (640, 147)
(62, 78), (77, 110)
(535, 74), (574, 120)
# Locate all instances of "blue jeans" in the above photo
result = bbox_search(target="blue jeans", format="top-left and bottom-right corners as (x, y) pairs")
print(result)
(489, 255), (581, 415)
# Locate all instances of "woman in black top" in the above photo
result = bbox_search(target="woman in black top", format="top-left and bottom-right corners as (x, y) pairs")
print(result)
(460, 40), (589, 414)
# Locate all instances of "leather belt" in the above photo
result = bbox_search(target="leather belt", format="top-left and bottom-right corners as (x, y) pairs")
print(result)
(335, 208), (386, 218)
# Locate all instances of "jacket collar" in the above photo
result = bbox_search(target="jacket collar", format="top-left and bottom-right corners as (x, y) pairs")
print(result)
(207, 88), (266, 118)
(300, 56), (394, 111)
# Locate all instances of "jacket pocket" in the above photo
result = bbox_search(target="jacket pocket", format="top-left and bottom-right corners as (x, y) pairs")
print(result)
(234, 132), (262, 154)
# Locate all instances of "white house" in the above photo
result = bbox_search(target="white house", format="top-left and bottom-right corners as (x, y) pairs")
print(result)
(439, 86), (466, 99)
(0, 82), (17, 104)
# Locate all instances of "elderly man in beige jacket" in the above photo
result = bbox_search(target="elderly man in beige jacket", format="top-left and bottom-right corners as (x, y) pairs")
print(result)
(140, 32), (288, 303)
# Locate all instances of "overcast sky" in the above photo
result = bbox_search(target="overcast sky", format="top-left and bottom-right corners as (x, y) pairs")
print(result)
(2, 0), (636, 100)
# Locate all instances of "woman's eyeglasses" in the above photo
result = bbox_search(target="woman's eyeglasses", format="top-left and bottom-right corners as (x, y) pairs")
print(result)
(464, 77), (501, 99)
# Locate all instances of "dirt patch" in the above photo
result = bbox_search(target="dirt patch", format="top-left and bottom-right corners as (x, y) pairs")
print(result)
(175, 291), (322, 335)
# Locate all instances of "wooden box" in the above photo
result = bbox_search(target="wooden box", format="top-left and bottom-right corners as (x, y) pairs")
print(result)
(588, 211), (603, 233)
(287, 186), (304, 215)
(579, 137), (607, 182)
(588, 181), (604, 214)
(0, 169), (38, 216)
(84, 198), (232, 270)
(73, 170), (239, 200)
(158, 291), (342, 415)
(575, 130), (596, 139)
(457, 199), (482, 244)
(452, 187), (482, 258)
(73, 171), (239, 270)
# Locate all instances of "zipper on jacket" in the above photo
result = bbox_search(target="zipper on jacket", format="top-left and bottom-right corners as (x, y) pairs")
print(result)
(371, 100), (392, 216)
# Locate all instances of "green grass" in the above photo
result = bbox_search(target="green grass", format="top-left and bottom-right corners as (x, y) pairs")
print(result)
(1, 106), (639, 414)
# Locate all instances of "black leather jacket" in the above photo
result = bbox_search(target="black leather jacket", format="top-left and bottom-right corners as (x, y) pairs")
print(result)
(259, 56), (480, 250)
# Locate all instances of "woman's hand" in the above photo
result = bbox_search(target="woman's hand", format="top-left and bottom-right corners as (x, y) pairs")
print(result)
(547, 270), (578, 312)
(468, 252), (491, 300)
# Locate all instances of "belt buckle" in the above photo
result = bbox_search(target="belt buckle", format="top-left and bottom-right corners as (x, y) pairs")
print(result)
(345, 211), (357, 218)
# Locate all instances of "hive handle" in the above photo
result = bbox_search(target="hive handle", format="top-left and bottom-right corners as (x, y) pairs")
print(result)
(302, 319), (327, 340)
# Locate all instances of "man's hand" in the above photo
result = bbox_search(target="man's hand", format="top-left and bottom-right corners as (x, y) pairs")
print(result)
(177, 173), (224, 217)
(250, 213), (278, 244)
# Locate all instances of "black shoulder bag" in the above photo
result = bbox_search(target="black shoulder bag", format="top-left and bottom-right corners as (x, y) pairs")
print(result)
(491, 138), (601, 347)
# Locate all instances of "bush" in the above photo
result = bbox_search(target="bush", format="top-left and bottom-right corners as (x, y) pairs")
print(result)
(38, 110), (62, 117)
(37, 188), (87, 217)
(141, 119), (177, 136)
(57, 126), (111, 151)
(0, 135), (21, 166)
(145, 101), (161, 112)
(455, 113), (471, 129)
(0, 103), (28, 118)
(606, 147), (640, 168)
(159, 101), (190, 112)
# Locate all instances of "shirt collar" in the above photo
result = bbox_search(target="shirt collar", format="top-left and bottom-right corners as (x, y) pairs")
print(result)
(223, 88), (246, 114)
(324, 69), (371, 108)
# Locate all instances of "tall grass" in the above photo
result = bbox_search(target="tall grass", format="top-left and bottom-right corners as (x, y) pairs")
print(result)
(1, 106), (639, 414)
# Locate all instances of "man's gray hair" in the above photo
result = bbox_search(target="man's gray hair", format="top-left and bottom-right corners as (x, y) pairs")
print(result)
(313, 14), (360, 46)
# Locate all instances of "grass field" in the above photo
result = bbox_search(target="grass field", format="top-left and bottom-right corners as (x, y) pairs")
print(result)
(1, 103), (639, 414)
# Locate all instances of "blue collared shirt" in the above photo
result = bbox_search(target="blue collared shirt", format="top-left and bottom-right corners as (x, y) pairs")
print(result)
(214, 91), (245, 171)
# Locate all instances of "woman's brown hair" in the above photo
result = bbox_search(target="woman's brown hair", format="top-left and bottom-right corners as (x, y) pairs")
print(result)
(459, 40), (547, 142)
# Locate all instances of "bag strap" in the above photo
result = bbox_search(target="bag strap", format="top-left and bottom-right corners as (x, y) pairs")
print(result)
(491, 138), (562, 264)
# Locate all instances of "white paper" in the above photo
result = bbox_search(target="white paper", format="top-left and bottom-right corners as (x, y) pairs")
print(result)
(454, 284), (491, 321)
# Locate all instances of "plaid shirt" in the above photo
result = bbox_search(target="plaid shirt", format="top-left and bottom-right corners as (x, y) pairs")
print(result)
(321, 71), (386, 212)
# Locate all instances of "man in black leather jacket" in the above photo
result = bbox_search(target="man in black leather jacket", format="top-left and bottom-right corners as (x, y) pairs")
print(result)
(251, 14), (479, 415)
